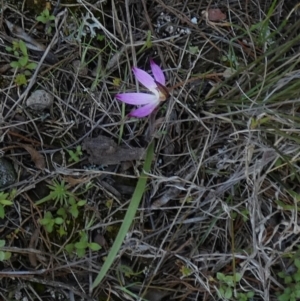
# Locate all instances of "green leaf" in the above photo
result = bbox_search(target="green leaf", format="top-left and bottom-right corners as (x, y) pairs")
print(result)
(19, 40), (27, 56)
(284, 287), (292, 295)
(234, 272), (242, 282)
(0, 192), (9, 200)
(45, 222), (54, 233)
(57, 225), (67, 237)
(0, 205), (4, 219)
(67, 149), (80, 163)
(119, 264), (134, 277)
(10, 61), (20, 69)
(89, 242), (101, 251)
(46, 26), (52, 35)
(77, 200), (86, 206)
(75, 241), (88, 249)
(278, 271), (286, 278)
(79, 232), (88, 242)
(69, 205), (79, 218)
(237, 293), (247, 301)
(247, 291), (254, 298)
(0, 251), (11, 261)
(145, 30), (152, 48)
(57, 207), (66, 218)
(36, 16), (46, 23)
(77, 248), (86, 258)
(65, 244), (74, 254)
(0, 200), (13, 206)
(24, 70), (31, 76)
(0, 251), (5, 261)
(295, 258), (300, 269)
(284, 275), (293, 284)
(97, 34), (105, 41)
(54, 217), (64, 225)
(92, 141), (154, 288)
(18, 56), (28, 67)
(43, 9), (50, 17)
(218, 286), (225, 298)
(293, 272), (300, 282)
(225, 275), (234, 286)
(225, 287), (232, 299)
(15, 74), (27, 86)
(45, 211), (53, 219)
(4, 252), (11, 260)
(26, 62), (37, 70)
(39, 218), (49, 225)
(0, 240), (6, 248)
(189, 45), (199, 54)
(68, 197), (76, 205)
(278, 293), (290, 301)
(217, 272), (225, 281)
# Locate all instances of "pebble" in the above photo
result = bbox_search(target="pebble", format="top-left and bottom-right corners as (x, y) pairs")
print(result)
(26, 90), (54, 111)
(0, 157), (16, 188)
(72, 60), (88, 76)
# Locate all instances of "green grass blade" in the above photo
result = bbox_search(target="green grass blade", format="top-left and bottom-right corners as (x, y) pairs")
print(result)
(92, 141), (154, 288)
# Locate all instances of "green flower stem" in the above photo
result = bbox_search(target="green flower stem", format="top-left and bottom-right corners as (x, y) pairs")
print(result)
(92, 141), (154, 288)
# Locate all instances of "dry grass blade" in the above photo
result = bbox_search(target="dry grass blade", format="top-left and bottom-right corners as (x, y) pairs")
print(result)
(16, 143), (45, 170)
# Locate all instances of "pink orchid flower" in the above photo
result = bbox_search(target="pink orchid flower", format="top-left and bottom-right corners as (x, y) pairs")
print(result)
(116, 59), (169, 118)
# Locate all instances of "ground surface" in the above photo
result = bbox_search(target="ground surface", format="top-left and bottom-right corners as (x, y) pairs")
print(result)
(1, 0), (300, 300)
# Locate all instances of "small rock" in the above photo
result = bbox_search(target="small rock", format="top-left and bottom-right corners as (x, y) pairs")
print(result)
(191, 17), (198, 24)
(0, 157), (16, 188)
(72, 60), (88, 76)
(26, 90), (54, 111)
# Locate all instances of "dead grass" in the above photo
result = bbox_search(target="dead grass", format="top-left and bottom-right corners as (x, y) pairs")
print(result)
(1, 0), (300, 300)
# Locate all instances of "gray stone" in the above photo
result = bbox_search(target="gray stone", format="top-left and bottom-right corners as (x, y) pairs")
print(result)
(26, 90), (54, 111)
(0, 158), (16, 188)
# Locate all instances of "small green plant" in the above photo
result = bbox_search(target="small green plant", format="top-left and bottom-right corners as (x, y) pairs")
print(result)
(231, 209), (250, 222)
(39, 211), (64, 233)
(0, 240), (11, 261)
(36, 8), (55, 33)
(117, 264), (144, 278)
(277, 258), (300, 301)
(179, 265), (193, 277)
(6, 40), (37, 85)
(188, 45), (199, 55)
(6, 41), (36, 70)
(221, 44), (239, 70)
(57, 196), (86, 219)
(65, 232), (101, 257)
(39, 197), (86, 235)
(0, 191), (14, 219)
(217, 272), (254, 301)
(68, 197), (86, 218)
(67, 145), (83, 163)
(14, 74), (27, 86)
(36, 180), (72, 206)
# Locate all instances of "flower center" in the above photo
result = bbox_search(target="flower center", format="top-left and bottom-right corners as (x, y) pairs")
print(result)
(155, 81), (169, 102)
(158, 90), (167, 102)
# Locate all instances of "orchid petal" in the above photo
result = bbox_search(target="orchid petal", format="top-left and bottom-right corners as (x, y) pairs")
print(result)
(150, 59), (165, 86)
(132, 67), (157, 91)
(129, 102), (159, 118)
(116, 93), (157, 105)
